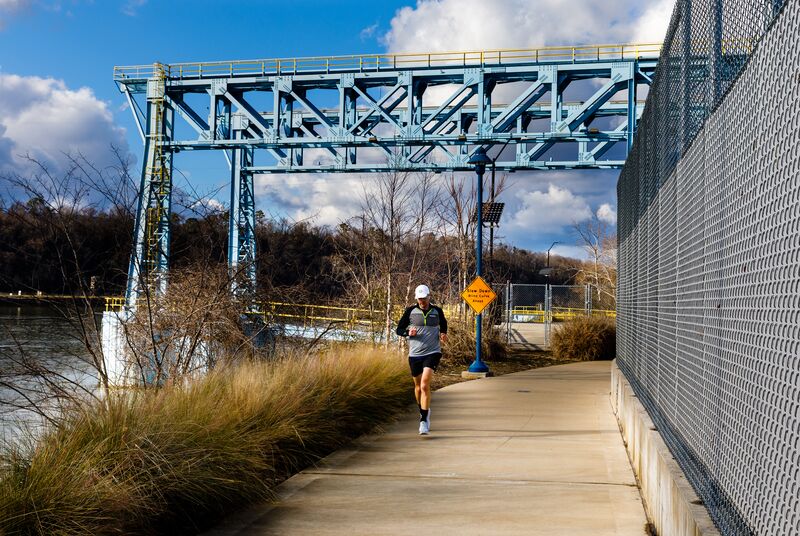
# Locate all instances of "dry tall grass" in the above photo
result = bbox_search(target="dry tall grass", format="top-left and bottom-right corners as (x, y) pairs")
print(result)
(0, 346), (412, 535)
(550, 316), (616, 361)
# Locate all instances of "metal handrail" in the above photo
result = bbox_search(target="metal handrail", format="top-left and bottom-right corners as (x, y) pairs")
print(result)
(509, 306), (617, 322)
(104, 297), (385, 325)
(105, 296), (126, 311)
(114, 42), (662, 81)
(103, 297), (616, 323)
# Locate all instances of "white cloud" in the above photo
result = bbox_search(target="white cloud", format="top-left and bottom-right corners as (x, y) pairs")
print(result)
(255, 174), (368, 227)
(190, 197), (225, 215)
(633, 0), (674, 44)
(597, 203), (617, 225)
(0, 0), (31, 29)
(252, 168), (618, 251)
(122, 0), (147, 17)
(507, 184), (592, 234)
(360, 22), (379, 41)
(551, 244), (592, 261)
(383, 0), (670, 54)
(0, 0), (29, 9)
(0, 73), (129, 174)
(206, 198), (225, 212)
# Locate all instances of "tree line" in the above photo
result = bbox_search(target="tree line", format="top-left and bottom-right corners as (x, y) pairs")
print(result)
(0, 152), (616, 315)
(0, 200), (585, 299)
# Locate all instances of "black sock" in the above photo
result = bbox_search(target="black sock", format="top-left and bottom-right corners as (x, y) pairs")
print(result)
(420, 409), (429, 422)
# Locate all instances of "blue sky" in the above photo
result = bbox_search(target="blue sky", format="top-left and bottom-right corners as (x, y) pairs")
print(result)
(1, 1), (410, 96)
(0, 0), (673, 256)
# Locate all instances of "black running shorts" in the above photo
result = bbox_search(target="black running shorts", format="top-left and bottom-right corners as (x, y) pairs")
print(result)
(409, 352), (442, 377)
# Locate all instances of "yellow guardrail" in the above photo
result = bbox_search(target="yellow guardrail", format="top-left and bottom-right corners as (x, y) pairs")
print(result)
(103, 297), (384, 326)
(254, 301), (377, 327)
(101, 297), (614, 324)
(114, 42), (662, 81)
(256, 302), (460, 327)
(2, 292), (112, 303)
(509, 306), (616, 323)
(105, 296), (126, 311)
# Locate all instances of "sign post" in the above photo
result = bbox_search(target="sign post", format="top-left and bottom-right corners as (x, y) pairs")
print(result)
(461, 276), (497, 374)
(466, 148), (493, 374)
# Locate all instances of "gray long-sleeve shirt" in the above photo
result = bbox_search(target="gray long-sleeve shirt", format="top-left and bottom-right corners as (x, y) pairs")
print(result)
(396, 304), (447, 359)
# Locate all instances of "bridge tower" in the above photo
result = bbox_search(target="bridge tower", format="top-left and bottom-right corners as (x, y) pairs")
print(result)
(125, 63), (174, 310)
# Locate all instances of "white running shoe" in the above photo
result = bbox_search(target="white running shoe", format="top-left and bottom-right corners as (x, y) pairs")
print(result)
(419, 420), (429, 435)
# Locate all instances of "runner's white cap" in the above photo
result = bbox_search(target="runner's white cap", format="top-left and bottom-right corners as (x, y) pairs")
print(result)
(414, 284), (430, 299)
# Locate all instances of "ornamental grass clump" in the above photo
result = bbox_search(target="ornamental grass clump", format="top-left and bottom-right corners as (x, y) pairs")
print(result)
(0, 346), (411, 535)
(550, 316), (616, 361)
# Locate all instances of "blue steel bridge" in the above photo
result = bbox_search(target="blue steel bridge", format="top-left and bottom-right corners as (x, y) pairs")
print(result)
(113, 42), (660, 308)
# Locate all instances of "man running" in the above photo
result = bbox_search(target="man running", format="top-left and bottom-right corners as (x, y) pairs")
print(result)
(396, 284), (448, 435)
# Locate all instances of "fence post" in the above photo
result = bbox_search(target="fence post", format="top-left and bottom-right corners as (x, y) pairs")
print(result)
(585, 284), (592, 316)
(506, 281), (512, 343)
(544, 284), (551, 348)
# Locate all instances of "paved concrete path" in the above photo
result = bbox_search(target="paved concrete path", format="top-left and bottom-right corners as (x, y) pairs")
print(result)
(206, 361), (648, 535)
(506, 322), (548, 349)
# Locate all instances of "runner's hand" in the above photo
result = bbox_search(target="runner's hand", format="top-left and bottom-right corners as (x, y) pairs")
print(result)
(440, 333), (447, 343)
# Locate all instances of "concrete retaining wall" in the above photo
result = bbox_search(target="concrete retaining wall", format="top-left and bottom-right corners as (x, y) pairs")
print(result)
(610, 360), (720, 536)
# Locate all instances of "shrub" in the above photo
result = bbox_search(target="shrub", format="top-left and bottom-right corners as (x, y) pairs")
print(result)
(443, 317), (508, 366)
(550, 316), (616, 361)
(0, 346), (412, 535)
(121, 264), (268, 385)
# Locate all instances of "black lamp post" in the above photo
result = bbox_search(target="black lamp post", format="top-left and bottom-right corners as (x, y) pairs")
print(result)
(547, 241), (560, 270)
(467, 147), (492, 374)
(539, 241), (561, 279)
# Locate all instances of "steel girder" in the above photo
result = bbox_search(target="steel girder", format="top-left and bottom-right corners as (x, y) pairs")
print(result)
(116, 47), (659, 306)
(116, 55), (657, 174)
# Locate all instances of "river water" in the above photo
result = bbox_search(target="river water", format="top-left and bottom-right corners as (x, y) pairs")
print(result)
(0, 304), (98, 447)
(0, 303), (380, 447)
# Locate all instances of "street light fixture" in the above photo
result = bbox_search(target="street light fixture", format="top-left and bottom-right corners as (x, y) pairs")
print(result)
(467, 147), (492, 374)
(540, 241), (561, 277)
(487, 139), (511, 285)
(547, 241), (560, 268)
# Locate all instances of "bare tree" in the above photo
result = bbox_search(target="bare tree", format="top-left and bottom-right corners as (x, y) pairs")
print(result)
(436, 171), (508, 315)
(438, 173), (475, 311)
(0, 151), (138, 397)
(0, 150), (263, 440)
(62, 146), (140, 216)
(573, 215), (617, 309)
(330, 164), (443, 344)
(330, 215), (382, 337)
(400, 171), (441, 305)
(360, 167), (416, 344)
(119, 263), (265, 386)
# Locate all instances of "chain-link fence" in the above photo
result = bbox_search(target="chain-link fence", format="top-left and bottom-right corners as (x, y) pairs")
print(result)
(503, 284), (610, 348)
(505, 283), (548, 323)
(617, 0), (797, 534)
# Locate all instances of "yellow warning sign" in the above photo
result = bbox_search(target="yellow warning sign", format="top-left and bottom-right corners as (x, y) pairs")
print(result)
(461, 276), (497, 315)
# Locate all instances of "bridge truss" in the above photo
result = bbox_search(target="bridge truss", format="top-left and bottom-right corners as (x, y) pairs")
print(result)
(114, 43), (659, 308)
